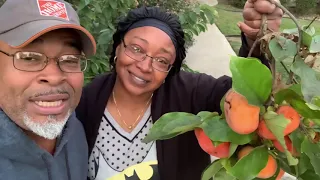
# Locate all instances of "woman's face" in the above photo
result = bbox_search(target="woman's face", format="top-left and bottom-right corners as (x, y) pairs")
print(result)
(115, 26), (176, 96)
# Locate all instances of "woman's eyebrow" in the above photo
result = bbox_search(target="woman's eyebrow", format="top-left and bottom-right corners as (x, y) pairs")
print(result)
(132, 36), (148, 44)
(160, 48), (173, 57)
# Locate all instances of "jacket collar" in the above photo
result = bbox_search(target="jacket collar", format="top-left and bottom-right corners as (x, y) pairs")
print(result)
(0, 109), (76, 160)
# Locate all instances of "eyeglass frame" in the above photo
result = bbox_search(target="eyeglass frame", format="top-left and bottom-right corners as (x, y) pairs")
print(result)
(121, 39), (174, 72)
(0, 50), (88, 73)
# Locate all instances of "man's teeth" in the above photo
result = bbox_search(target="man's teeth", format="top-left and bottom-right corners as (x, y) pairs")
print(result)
(133, 75), (147, 82)
(35, 100), (62, 107)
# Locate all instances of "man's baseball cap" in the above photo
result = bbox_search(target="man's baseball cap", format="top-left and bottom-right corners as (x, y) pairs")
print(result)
(0, 0), (96, 56)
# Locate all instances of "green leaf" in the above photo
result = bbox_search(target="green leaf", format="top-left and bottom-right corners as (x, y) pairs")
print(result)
(197, 23), (207, 32)
(214, 168), (237, 180)
(299, 170), (320, 180)
(200, 116), (254, 145)
(229, 56), (273, 106)
(274, 88), (303, 105)
(190, 25), (200, 36)
(197, 111), (219, 120)
(202, 8), (215, 24)
(309, 35), (320, 53)
(291, 57), (320, 102)
(301, 138), (320, 177)
(229, 146), (269, 180)
(277, 155), (295, 175)
(274, 86), (316, 118)
(298, 153), (314, 176)
(201, 159), (223, 180)
(289, 84), (303, 97)
(92, 3), (102, 13)
(142, 112), (201, 143)
(291, 98), (320, 119)
(188, 11), (198, 23)
(289, 130), (304, 156)
(109, 0), (117, 9)
(179, 14), (186, 24)
(283, 28), (299, 35)
(269, 36), (297, 61)
(97, 29), (113, 46)
(229, 143), (238, 158)
(91, 62), (99, 74)
(263, 111), (298, 165)
(302, 25), (316, 36)
(306, 96), (320, 110)
(84, 0), (91, 5)
(200, 11), (208, 24)
(302, 29), (313, 48)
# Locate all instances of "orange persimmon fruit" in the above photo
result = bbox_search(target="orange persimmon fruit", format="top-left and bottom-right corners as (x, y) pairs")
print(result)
(194, 128), (230, 158)
(272, 136), (299, 156)
(276, 169), (285, 180)
(238, 146), (277, 179)
(224, 89), (260, 135)
(258, 105), (300, 140)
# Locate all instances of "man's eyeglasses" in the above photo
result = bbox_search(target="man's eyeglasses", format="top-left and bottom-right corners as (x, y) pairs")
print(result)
(122, 40), (173, 72)
(0, 50), (88, 73)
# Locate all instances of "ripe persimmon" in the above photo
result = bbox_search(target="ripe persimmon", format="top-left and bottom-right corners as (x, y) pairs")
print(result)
(276, 169), (285, 180)
(237, 145), (254, 159)
(238, 146), (277, 179)
(194, 128), (230, 158)
(224, 89), (260, 135)
(272, 136), (299, 156)
(258, 105), (300, 140)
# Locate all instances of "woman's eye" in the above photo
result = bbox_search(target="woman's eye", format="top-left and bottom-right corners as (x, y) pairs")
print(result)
(132, 46), (141, 53)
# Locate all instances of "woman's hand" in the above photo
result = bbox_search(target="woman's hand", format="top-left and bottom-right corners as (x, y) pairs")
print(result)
(238, 0), (284, 41)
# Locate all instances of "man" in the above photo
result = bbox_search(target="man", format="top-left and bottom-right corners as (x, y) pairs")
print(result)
(0, 0), (96, 179)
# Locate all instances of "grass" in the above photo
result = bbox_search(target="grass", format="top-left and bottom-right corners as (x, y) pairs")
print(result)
(213, 3), (315, 82)
(215, 4), (320, 36)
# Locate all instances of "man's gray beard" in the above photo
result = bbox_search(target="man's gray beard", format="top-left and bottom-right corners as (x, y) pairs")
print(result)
(23, 110), (71, 140)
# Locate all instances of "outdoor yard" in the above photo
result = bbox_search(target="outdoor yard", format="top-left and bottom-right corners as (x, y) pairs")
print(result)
(214, 3), (320, 53)
(214, 2), (320, 81)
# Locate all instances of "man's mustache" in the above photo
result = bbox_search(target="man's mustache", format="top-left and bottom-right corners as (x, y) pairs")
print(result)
(32, 88), (70, 98)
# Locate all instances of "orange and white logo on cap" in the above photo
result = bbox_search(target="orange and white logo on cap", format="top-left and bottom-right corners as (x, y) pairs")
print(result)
(37, 0), (69, 21)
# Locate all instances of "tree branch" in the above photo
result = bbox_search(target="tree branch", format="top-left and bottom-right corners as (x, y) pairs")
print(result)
(266, 0), (302, 84)
(280, 61), (298, 84)
(248, 15), (268, 57)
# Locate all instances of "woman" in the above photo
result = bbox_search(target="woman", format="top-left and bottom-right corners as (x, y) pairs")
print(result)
(76, 3), (283, 180)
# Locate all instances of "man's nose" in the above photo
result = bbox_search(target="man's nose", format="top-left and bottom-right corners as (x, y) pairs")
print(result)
(36, 60), (66, 85)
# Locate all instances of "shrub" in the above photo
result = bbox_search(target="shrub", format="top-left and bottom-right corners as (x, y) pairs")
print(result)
(295, 0), (317, 15)
(229, 0), (246, 8)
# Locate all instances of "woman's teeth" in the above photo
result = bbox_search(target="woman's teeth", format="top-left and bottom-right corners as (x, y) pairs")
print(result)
(133, 75), (147, 83)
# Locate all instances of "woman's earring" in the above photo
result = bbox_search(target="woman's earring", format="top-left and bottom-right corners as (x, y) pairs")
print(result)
(163, 79), (166, 84)
(114, 56), (117, 63)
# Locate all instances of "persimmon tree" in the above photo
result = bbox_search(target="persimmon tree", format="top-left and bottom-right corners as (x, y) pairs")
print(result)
(142, 1), (320, 179)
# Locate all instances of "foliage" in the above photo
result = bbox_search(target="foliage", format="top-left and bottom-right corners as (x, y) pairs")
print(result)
(136, 0), (219, 48)
(66, 0), (218, 84)
(0, 0), (4, 7)
(66, 0), (137, 84)
(136, 0), (193, 13)
(142, 1), (320, 180)
(229, 0), (247, 8)
(295, 0), (318, 15)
